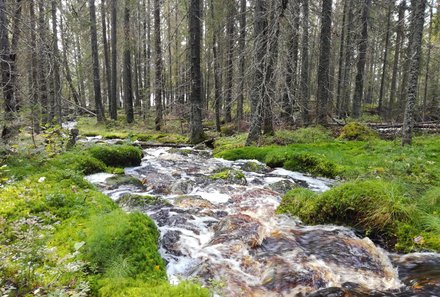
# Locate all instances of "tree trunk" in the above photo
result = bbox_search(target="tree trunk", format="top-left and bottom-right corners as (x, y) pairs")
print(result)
(300, 0), (310, 124)
(10, 0), (22, 112)
(316, 0), (332, 125)
(210, 0), (221, 132)
(189, 0), (204, 144)
(352, 0), (371, 119)
(224, 1), (235, 123)
(60, 14), (81, 109)
(422, 2), (433, 121)
(29, 0), (40, 133)
(37, 0), (49, 125)
(402, 0), (426, 145)
(51, 0), (62, 125)
(340, 0), (354, 118)
(282, 0), (299, 124)
(109, 0), (118, 120)
(0, 0), (14, 140)
(388, 1), (405, 120)
(236, 0), (246, 124)
(101, 0), (112, 110)
(336, 0), (348, 117)
(123, 0), (134, 123)
(88, 0), (105, 122)
(378, 1), (393, 115)
(154, 0), (163, 130)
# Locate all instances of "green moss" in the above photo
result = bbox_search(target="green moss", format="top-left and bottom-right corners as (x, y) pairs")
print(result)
(84, 210), (165, 280)
(284, 153), (339, 178)
(338, 122), (378, 141)
(210, 168), (245, 181)
(49, 151), (108, 175)
(88, 145), (143, 168)
(277, 180), (440, 252)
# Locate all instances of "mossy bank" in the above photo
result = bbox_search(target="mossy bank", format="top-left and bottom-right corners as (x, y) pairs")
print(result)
(214, 125), (440, 253)
(0, 144), (208, 296)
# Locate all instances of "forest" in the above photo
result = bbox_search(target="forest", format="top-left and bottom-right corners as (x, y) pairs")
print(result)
(1, 0), (440, 296)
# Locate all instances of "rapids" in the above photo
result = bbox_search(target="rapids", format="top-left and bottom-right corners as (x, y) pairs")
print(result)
(86, 146), (440, 296)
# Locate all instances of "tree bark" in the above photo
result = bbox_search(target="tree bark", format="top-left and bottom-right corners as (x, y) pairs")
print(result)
(316, 0), (332, 125)
(29, 0), (40, 133)
(88, 0), (105, 122)
(352, 0), (371, 119)
(378, 1), (393, 115)
(336, 0), (348, 117)
(422, 2), (433, 121)
(154, 0), (164, 130)
(0, 0), (14, 140)
(300, 0), (310, 124)
(109, 0), (118, 120)
(189, 0), (204, 144)
(123, 0), (134, 123)
(224, 0), (235, 123)
(210, 0), (221, 132)
(281, 0), (299, 124)
(51, 0), (62, 125)
(388, 1), (405, 120)
(236, 0), (246, 124)
(402, 0), (426, 145)
(101, 0), (112, 110)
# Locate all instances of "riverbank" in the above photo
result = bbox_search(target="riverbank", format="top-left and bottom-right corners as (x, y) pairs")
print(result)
(0, 143), (208, 296)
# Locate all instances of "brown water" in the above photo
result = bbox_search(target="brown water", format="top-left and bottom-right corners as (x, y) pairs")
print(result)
(86, 147), (440, 296)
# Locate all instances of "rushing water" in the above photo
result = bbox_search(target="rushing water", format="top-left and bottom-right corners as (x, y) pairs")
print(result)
(86, 146), (440, 296)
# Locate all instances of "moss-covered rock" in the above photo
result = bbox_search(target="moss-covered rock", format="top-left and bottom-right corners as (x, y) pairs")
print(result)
(105, 175), (145, 190)
(338, 122), (378, 141)
(241, 161), (268, 173)
(118, 194), (171, 208)
(209, 168), (247, 185)
(88, 145), (143, 168)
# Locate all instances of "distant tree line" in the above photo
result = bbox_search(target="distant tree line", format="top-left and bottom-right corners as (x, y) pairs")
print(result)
(0, 0), (438, 144)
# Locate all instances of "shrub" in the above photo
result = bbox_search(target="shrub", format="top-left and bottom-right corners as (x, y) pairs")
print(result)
(88, 145), (143, 167)
(220, 123), (237, 136)
(339, 122), (378, 141)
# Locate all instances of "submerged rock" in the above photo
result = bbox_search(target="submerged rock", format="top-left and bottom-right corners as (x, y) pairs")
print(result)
(268, 179), (298, 195)
(105, 175), (145, 190)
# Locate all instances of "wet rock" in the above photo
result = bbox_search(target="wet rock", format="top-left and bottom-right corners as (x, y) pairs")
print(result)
(141, 172), (174, 194)
(172, 195), (215, 209)
(162, 230), (182, 256)
(150, 209), (170, 227)
(268, 179), (298, 195)
(211, 214), (264, 247)
(170, 180), (194, 195)
(308, 287), (345, 297)
(260, 257), (327, 294)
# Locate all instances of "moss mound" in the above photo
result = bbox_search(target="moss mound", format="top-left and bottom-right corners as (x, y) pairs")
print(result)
(339, 122), (378, 141)
(277, 180), (440, 252)
(88, 145), (143, 167)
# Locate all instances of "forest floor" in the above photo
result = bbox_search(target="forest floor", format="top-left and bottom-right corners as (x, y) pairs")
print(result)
(1, 116), (439, 295)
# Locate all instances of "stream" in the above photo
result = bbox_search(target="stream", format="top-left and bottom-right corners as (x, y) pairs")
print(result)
(86, 146), (440, 296)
